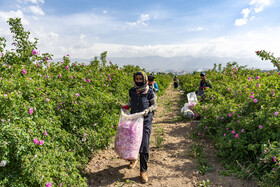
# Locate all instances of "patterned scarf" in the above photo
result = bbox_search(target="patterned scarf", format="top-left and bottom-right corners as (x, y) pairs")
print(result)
(133, 71), (149, 94)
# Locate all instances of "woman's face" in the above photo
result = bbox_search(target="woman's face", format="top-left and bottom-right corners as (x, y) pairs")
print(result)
(135, 75), (143, 83)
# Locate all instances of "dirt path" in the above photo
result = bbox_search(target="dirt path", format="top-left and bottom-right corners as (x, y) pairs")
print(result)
(85, 84), (258, 187)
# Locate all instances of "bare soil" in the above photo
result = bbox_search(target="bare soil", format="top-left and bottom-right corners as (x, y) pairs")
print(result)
(85, 84), (258, 187)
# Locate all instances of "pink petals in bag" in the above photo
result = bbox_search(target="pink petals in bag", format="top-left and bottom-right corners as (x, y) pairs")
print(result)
(115, 109), (144, 160)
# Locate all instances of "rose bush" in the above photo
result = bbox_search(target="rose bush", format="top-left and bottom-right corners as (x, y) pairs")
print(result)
(179, 61), (279, 185)
(0, 18), (171, 186)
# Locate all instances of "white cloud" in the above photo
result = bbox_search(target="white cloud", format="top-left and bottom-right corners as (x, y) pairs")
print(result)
(49, 32), (59, 37)
(234, 8), (251, 26)
(235, 0), (274, 26)
(241, 8), (251, 19)
(235, 18), (247, 26)
(18, 0), (44, 4)
(0, 10), (23, 21)
(250, 0), (273, 13)
(26, 6), (44, 16)
(80, 34), (85, 40)
(127, 14), (151, 27)
(103, 10), (107, 14)
(188, 26), (204, 31)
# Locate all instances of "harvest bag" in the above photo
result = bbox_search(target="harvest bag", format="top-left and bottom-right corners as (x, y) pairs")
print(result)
(187, 92), (198, 106)
(115, 109), (144, 160)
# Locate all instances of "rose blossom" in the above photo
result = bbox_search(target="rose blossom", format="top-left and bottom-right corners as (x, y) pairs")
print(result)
(33, 139), (39, 144)
(29, 108), (34, 115)
(32, 49), (38, 55)
(39, 140), (44, 145)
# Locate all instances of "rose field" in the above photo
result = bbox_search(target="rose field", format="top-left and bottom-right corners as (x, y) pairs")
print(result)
(178, 57), (280, 186)
(0, 18), (172, 186)
(1, 17), (280, 187)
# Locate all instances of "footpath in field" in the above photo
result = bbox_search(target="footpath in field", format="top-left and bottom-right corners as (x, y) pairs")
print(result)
(85, 83), (258, 187)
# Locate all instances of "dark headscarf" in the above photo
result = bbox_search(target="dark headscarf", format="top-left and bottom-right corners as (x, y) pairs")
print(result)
(133, 71), (149, 94)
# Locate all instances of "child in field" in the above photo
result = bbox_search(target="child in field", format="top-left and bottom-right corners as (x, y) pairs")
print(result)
(122, 71), (157, 183)
(148, 74), (159, 94)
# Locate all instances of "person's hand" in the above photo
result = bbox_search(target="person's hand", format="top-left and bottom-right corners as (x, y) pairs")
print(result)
(122, 105), (130, 110)
(143, 109), (149, 116)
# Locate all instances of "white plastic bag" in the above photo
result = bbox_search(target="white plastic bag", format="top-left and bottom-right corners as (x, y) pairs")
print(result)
(181, 92), (197, 119)
(115, 109), (144, 160)
(182, 108), (194, 119)
(187, 92), (198, 106)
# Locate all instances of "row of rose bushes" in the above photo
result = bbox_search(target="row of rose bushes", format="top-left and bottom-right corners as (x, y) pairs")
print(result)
(0, 18), (172, 186)
(179, 60), (280, 185)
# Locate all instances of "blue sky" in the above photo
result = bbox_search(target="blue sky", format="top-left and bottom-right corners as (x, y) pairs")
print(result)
(0, 0), (279, 70)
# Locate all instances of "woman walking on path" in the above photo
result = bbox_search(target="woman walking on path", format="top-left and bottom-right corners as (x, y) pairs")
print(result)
(173, 75), (179, 89)
(122, 71), (157, 183)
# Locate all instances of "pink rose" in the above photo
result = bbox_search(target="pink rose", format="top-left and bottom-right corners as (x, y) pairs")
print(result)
(32, 49), (38, 55)
(33, 139), (39, 144)
(29, 108), (34, 115)
(39, 140), (44, 145)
